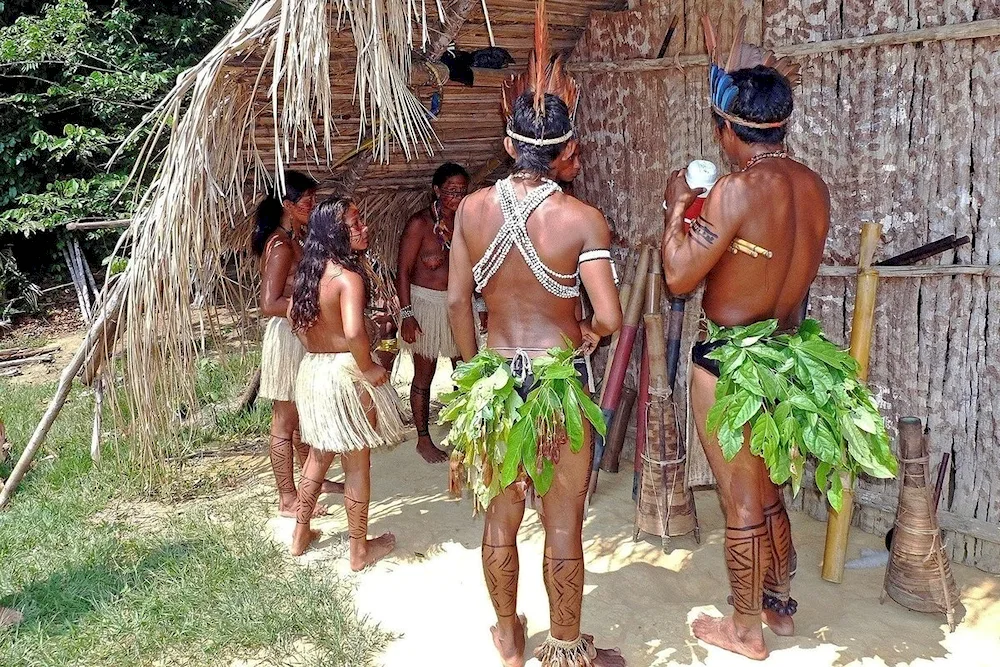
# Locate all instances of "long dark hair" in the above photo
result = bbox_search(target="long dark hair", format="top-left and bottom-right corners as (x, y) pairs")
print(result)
(289, 197), (367, 331)
(252, 170), (318, 255)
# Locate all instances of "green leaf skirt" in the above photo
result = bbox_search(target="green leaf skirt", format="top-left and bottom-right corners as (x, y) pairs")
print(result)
(438, 345), (607, 514)
(703, 318), (898, 511)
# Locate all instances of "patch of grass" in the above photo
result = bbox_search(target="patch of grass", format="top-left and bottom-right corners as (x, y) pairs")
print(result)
(0, 372), (388, 666)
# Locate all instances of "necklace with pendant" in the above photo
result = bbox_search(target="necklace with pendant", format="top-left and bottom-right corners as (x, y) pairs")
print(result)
(431, 200), (451, 252)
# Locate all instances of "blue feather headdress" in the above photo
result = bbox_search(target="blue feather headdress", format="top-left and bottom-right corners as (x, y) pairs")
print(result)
(703, 15), (801, 129)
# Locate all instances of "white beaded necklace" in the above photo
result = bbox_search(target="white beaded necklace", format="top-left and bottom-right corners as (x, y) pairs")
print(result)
(472, 176), (580, 299)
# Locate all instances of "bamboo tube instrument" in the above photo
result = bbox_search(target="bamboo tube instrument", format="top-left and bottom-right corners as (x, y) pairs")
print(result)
(822, 221), (882, 583)
(633, 250), (663, 499)
(587, 246), (652, 502)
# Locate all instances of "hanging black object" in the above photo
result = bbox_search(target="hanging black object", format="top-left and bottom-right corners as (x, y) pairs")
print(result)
(440, 45), (514, 86)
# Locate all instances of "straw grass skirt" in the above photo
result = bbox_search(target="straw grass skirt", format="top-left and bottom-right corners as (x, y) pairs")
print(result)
(259, 317), (305, 402)
(295, 352), (405, 453)
(402, 284), (459, 359)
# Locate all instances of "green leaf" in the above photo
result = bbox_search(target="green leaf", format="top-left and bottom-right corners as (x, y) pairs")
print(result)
(790, 451), (805, 496)
(562, 386), (584, 453)
(500, 433), (524, 487)
(735, 364), (765, 397)
(828, 471), (844, 513)
(729, 392), (762, 429)
(841, 414), (894, 478)
(706, 394), (735, 435)
(574, 383), (607, 438)
(721, 349), (748, 377)
(719, 422), (745, 461)
(786, 392), (820, 412)
(815, 461), (832, 495)
(797, 338), (853, 370)
(758, 367), (781, 401)
(529, 458), (555, 496)
(851, 408), (879, 434)
(798, 319), (823, 339)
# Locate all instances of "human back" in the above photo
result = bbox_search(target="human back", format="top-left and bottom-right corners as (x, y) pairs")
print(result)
(701, 158), (830, 330)
(460, 185), (608, 351)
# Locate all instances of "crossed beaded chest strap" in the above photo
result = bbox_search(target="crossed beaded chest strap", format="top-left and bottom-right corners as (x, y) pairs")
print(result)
(473, 176), (580, 298)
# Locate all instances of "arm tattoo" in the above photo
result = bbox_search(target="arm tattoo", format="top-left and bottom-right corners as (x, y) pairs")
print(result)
(690, 216), (719, 248)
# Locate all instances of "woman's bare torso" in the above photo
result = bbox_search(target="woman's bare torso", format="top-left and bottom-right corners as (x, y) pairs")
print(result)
(408, 208), (451, 291)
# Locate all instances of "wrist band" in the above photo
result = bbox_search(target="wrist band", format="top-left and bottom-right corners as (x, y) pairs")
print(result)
(400, 304), (414, 320)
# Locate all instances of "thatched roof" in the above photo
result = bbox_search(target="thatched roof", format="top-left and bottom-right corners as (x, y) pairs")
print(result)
(112, 0), (624, 462)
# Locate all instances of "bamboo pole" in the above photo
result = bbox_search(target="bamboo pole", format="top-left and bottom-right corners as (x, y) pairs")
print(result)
(0, 282), (123, 509)
(816, 263), (997, 278)
(822, 221), (882, 583)
(634, 250), (663, 498)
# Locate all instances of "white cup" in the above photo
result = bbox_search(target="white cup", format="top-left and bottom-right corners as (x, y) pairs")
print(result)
(685, 159), (719, 197)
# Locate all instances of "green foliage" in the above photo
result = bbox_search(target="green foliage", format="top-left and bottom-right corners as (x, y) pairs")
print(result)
(0, 0), (241, 234)
(439, 344), (606, 510)
(704, 318), (898, 511)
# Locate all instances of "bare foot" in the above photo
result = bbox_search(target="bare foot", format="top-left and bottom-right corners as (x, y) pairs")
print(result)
(350, 532), (396, 571)
(416, 436), (448, 463)
(579, 634), (627, 667)
(321, 479), (345, 495)
(290, 526), (323, 556)
(727, 595), (795, 636)
(691, 614), (767, 661)
(278, 497), (327, 519)
(762, 609), (794, 636)
(491, 613), (527, 667)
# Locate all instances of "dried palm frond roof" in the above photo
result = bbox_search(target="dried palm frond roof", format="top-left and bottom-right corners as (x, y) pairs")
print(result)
(112, 0), (624, 467)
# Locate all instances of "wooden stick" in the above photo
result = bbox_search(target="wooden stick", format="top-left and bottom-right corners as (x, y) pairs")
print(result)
(0, 368), (22, 379)
(822, 221), (882, 583)
(90, 376), (103, 464)
(570, 18), (1000, 73)
(65, 219), (131, 231)
(0, 345), (60, 362)
(236, 368), (262, 414)
(817, 263), (997, 278)
(0, 282), (123, 509)
(62, 246), (90, 321)
(876, 235), (969, 266)
(0, 354), (54, 370)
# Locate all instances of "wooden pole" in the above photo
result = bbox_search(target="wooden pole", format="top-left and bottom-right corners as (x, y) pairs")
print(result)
(570, 18), (1000, 73)
(90, 376), (103, 464)
(0, 283), (123, 509)
(822, 221), (882, 583)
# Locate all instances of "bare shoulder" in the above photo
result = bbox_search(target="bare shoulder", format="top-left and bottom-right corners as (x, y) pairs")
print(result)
(403, 208), (432, 234)
(263, 232), (294, 260)
(560, 193), (607, 231)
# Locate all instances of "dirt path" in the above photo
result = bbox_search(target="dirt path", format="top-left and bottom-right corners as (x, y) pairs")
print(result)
(265, 420), (1000, 667)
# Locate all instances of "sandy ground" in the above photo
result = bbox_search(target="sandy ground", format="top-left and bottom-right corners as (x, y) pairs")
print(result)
(263, 355), (1000, 667)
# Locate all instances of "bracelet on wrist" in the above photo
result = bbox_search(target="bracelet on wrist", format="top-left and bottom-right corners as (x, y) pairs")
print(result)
(399, 305), (415, 320)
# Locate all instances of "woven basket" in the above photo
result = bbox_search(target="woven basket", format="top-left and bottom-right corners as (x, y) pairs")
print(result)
(882, 417), (963, 630)
(633, 393), (699, 548)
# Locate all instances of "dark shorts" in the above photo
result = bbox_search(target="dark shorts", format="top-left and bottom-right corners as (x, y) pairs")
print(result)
(692, 339), (726, 378)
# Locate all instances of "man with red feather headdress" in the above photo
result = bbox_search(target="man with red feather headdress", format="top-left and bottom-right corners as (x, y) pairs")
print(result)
(441, 1), (625, 664)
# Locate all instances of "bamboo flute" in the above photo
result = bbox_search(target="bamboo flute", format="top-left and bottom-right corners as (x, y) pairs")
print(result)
(587, 246), (651, 501)
(822, 221), (882, 583)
